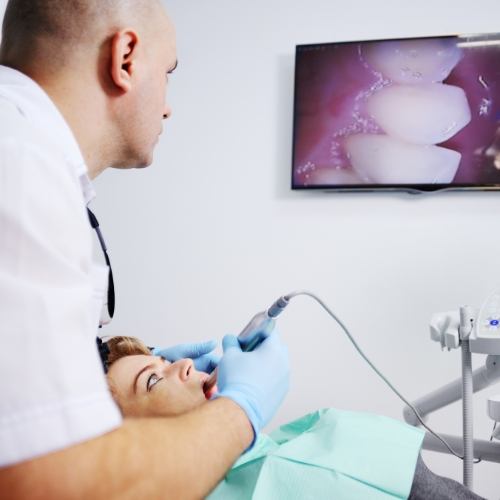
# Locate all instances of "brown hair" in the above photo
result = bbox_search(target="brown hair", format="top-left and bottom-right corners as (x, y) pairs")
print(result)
(102, 336), (152, 412)
(105, 336), (152, 367)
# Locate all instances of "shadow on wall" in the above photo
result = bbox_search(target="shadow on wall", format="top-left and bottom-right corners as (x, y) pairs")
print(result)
(0, 0), (7, 40)
(274, 53), (295, 200)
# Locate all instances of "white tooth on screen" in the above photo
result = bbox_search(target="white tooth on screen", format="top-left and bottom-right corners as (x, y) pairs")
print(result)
(366, 83), (471, 145)
(362, 39), (463, 84)
(344, 134), (461, 184)
(308, 168), (363, 185)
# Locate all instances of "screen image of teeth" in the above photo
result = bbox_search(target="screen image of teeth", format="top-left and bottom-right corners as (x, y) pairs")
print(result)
(293, 36), (500, 187)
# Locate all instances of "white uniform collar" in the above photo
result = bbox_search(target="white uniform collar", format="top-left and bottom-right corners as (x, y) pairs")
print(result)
(0, 65), (96, 204)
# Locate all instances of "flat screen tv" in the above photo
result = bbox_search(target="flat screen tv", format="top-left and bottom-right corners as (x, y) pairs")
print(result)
(292, 33), (500, 192)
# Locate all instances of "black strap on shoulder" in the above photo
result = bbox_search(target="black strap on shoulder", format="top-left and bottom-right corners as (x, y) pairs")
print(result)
(96, 337), (110, 373)
(87, 208), (115, 319)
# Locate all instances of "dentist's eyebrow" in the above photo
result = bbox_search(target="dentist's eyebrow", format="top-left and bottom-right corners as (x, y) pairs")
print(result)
(133, 363), (155, 394)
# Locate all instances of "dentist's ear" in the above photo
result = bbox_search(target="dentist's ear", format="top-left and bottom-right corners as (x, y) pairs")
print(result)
(109, 29), (140, 93)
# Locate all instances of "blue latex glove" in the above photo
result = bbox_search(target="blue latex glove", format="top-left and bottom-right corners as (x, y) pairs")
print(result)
(215, 332), (289, 446)
(152, 340), (220, 373)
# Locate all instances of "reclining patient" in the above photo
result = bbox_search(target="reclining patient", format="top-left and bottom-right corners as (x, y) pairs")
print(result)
(101, 336), (483, 500)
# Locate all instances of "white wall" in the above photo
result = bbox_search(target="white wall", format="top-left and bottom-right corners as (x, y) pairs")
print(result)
(1, 0), (498, 496)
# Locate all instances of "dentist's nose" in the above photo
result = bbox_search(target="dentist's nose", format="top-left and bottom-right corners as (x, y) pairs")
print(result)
(163, 101), (172, 120)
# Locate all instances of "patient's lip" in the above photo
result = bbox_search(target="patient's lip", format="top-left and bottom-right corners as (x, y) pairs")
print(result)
(204, 385), (218, 400)
(200, 375), (218, 399)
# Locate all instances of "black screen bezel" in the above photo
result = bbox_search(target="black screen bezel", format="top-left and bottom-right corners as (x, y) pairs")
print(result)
(291, 34), (500, 193)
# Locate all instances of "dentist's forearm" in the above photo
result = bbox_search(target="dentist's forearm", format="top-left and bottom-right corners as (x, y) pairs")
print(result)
(0, 398), (253, 499)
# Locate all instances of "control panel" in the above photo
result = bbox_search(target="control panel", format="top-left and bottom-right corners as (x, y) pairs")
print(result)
(470, 290), (500, 354)
(476, 292), (500, 339)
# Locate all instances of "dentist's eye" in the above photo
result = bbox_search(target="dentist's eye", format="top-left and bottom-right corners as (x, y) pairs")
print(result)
(147, 373), (162, 392)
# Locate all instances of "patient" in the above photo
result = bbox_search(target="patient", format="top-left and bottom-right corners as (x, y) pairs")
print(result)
(104, 336), (217, 417)
(101, 336), (484, 500)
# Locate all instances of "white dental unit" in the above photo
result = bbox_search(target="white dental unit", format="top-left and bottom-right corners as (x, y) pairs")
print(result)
(404, 292), (500, 490)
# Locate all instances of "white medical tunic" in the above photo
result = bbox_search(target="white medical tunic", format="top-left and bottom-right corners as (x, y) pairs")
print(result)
(0, 66), (122, 467)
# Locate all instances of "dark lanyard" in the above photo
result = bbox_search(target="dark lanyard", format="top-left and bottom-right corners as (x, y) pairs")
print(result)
(87, 208), (115, 322)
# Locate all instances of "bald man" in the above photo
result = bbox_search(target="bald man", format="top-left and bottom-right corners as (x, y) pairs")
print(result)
(0, 1), (289, 498)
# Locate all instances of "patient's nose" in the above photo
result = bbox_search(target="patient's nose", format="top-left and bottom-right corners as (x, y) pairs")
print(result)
(169, 359), (194, 382)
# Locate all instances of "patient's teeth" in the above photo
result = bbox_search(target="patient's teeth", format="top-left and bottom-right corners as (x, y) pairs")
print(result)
(362, 39), (463, 84)
(344, 134), (461, 183)
(355, 40), (468, 183)
(366, 83), (471, 145)
(308, 168), (363, 185)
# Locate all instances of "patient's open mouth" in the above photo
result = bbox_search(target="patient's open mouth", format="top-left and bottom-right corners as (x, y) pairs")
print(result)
(201, 375), (217, 400)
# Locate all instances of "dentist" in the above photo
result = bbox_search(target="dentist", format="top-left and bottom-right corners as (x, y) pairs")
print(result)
(0, 1), (289, 498)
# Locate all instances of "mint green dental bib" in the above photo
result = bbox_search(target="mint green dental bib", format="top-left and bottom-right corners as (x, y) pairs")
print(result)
(208, 408), (424, 500)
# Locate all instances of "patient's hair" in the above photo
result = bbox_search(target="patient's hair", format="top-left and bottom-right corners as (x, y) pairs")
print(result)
(105, 335), (152, 367)
(101, 336), (152, 410)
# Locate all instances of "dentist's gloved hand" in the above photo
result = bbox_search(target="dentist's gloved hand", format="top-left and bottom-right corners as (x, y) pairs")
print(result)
(214, 332), (289, 446)
(152, 340), (220, 373)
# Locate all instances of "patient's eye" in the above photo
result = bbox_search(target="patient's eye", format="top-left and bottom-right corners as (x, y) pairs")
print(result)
(147, 373), (162, 392)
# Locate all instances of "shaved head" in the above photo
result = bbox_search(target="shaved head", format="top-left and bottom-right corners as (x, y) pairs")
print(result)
(0, 0), (176, 177)
(0, 0), (166, 67)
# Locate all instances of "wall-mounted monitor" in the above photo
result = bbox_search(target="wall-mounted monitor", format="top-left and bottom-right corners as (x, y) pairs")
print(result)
(292, 33), (500, 192)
